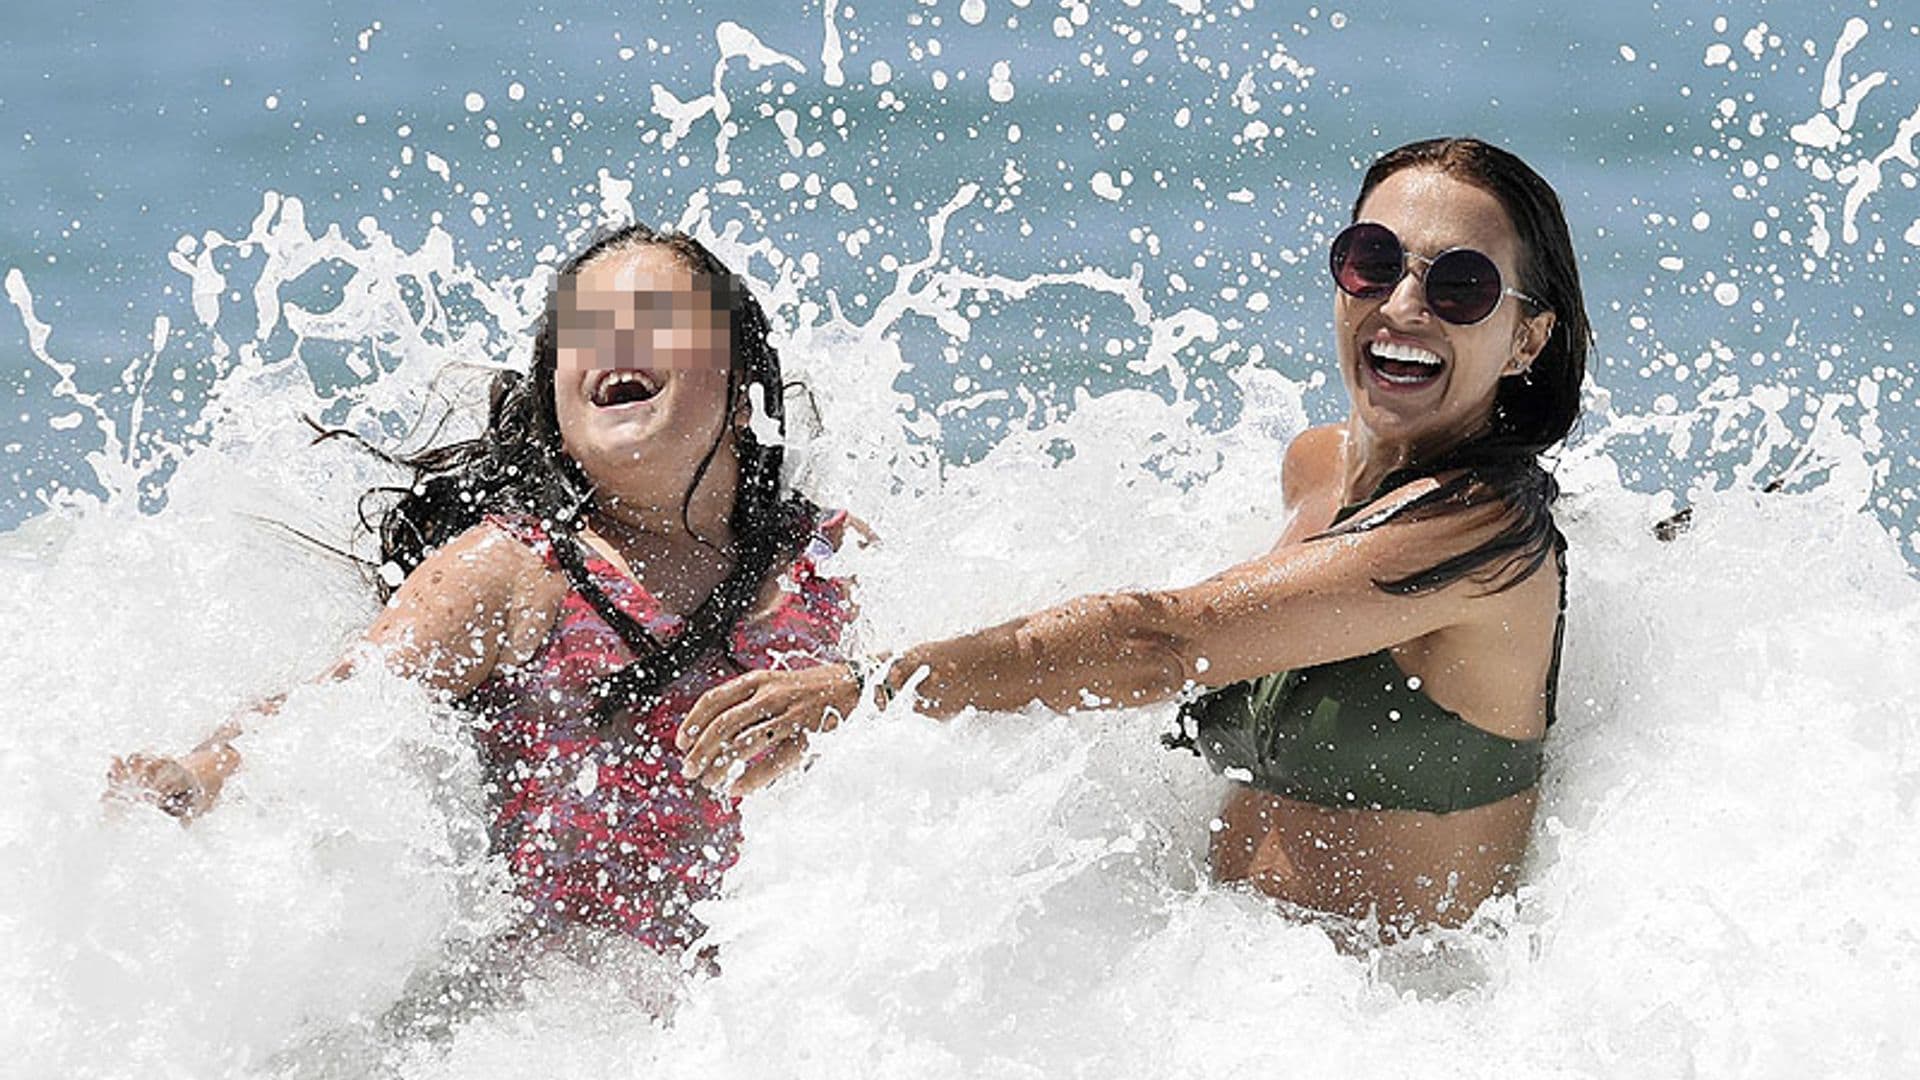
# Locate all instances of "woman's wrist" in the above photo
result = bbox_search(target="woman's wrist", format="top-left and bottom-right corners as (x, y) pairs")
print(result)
(845, 653), (899, 709)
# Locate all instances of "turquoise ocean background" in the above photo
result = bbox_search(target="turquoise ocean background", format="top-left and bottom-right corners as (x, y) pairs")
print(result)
(4, 0), (1916, 539)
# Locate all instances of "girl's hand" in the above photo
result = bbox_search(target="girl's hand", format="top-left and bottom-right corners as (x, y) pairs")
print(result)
(105, 744), (236, 822)
(676, 664), (862, 796)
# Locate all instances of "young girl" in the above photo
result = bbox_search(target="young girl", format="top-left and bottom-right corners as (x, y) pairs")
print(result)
(110, 224), (856, 956)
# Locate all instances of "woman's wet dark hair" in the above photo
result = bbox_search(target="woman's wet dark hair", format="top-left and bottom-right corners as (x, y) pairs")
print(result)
(352, 223), (812, 715)
(1332, 136), (1593, 595)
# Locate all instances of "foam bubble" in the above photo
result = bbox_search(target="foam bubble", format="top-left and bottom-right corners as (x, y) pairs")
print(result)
(988, 60), (1015, 103)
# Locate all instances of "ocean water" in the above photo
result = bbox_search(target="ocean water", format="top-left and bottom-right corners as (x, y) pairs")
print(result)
(2, 1), (1917, 1076)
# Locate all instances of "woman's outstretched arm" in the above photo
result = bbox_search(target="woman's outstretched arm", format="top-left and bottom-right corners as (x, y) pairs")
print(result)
(678, 480), (1514, 791)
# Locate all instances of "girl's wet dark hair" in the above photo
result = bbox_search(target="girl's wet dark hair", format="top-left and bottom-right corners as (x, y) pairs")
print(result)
(1332, 136), (1593, 595)
(356, 223), (812, 715)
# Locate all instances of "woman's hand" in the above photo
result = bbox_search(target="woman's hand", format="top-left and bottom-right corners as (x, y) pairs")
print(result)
(677, 664), (863, 796)
(105, 743), (238, 822)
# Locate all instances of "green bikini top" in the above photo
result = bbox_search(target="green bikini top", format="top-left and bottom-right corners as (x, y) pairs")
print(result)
(1171, 500), (1564, 815)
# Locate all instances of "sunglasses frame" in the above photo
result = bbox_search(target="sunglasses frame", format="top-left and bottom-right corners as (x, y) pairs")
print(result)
(1330, 221), (1545, 327)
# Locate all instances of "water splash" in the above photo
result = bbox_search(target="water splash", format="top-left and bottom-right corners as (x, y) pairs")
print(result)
(4, 3), (1919, 1077)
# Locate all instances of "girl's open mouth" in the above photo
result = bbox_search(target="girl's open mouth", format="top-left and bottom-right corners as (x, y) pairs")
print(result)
(588, 369), (664, 408)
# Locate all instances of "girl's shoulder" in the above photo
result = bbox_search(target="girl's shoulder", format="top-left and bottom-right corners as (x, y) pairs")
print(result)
(458, 517), (573, 617)
(478, 511), (570, 572)
(397, 515), (557, 581)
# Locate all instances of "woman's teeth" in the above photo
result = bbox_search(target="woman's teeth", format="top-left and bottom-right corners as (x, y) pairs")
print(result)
(590, 370), (662, 407)
(1367, 341), (1444, 385)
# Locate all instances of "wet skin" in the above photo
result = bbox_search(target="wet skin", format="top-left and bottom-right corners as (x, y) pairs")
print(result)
(1203, 429), (1551, 933)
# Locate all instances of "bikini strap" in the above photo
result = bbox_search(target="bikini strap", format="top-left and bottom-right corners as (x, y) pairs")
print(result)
(1542, 531), (1568, 728)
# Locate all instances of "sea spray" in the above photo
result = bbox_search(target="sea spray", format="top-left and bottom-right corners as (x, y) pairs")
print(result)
(3, 2), (1919, 1076)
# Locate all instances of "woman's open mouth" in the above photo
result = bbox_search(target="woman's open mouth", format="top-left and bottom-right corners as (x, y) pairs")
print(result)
(1365, 340), (1445, 388)
(587, 369), (664, 408)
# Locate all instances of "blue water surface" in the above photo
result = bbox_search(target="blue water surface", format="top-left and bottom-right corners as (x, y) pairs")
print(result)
(2, 0), (1915, 541)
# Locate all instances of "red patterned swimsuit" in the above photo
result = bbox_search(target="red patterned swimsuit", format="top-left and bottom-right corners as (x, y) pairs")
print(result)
(465, 511), (853, 953)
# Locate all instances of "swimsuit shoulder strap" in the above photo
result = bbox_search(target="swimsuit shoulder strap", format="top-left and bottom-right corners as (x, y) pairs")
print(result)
(550, 503), (850, 672)
(548, 527), (672, 661)
(482, 511), (561, 570)
(484, 511), (672, 659)
(1543, 531), (1568, 727)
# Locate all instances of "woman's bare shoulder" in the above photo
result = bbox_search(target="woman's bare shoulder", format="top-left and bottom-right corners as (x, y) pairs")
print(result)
(1281, 425), (1345, 505)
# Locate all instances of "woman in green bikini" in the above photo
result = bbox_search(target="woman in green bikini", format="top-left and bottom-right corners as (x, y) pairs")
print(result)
(678, 136), (1590, 936)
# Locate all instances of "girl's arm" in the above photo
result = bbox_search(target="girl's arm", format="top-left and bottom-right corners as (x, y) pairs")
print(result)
(107, 523), (546, 820)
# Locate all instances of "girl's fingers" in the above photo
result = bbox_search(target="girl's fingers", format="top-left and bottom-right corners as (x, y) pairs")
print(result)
(683, 665), (857, 789)
(729, 734), (810, 796)
(683, 697), (776, 780)
(104, 754), (201, 819)
(678, 674), (764, 751)
(691, 705), (807, 788)
(107, 754), (163, 793)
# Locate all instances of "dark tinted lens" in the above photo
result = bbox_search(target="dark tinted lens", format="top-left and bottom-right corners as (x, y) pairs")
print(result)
(1330, 223), (1403, 297)
(1425, 248), (1504, 324)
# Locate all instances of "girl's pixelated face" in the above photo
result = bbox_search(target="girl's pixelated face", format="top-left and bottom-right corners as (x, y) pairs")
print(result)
(551, 243), (738, 502)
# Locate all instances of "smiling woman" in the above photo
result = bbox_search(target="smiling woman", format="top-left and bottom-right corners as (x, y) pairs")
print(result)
(678, 136), (1592, 939)
(108, 224), (858, 962)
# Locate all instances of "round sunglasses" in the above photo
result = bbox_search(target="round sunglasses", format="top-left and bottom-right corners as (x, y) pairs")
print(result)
(1328, 221), (1544, 326)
